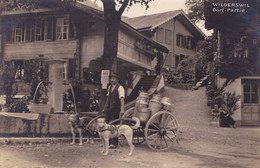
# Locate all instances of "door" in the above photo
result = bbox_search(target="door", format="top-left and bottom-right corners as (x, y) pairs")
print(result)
(241, 79), (260, 126)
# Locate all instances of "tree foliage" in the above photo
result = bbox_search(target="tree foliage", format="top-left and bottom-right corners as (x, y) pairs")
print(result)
(185, 0), (204, 23)
(98, 0), (153, 72)
(194, 36), (217, 82)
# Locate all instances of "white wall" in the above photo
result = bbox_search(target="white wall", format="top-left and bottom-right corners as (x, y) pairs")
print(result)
(81, 35), (104, 69)
(151, 19), (197, 69)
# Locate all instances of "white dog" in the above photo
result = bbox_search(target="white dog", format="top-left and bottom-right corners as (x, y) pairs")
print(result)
(96, 117), (140, 156)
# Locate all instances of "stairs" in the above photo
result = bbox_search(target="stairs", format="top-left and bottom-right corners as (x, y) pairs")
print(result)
(125, 75), (157, 103)
(193, 75), (209, 90)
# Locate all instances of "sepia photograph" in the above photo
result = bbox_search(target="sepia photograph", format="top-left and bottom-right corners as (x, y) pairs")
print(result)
(0, 0), (259, 167)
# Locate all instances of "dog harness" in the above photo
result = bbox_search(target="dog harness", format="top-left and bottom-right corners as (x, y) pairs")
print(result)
(99, 125), (121, 135)
(70, 116), (92, 130)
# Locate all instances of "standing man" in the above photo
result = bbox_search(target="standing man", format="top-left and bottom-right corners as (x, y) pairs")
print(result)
(103, 72), (125, 148)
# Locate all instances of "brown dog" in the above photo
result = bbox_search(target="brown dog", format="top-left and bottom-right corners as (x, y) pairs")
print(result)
(96, 117), (140, 156)
(68, 114), (94, 145)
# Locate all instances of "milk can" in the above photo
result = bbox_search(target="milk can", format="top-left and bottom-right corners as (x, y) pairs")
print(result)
(138, 91), (149, 102)
(149, 94), (162, 116)
(161, 97), (172, 111)
(133, 99), (148, 118)
(137, 107), (151, 123)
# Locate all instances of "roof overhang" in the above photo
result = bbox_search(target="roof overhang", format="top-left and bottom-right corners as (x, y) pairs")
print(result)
(1, 8), (58, 16)
(176, 12), (206, 39)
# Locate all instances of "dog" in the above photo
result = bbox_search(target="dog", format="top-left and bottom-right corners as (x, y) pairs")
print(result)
(96, 117), (140, 156)
(68, 114), (95, 145)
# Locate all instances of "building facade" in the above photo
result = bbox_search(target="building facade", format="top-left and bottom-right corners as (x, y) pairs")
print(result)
(124, 10), (205, 71)
(0, 2), (168, 113)
(205, 0), (260, 126)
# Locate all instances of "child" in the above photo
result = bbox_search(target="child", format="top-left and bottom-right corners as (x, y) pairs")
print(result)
(211, 104), (219, 122)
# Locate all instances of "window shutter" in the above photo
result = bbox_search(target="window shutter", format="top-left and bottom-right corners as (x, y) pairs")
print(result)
(68, 59), (75, 79)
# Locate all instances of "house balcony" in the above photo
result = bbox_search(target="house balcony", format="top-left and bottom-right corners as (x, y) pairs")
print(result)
(3, 40), (77, 61)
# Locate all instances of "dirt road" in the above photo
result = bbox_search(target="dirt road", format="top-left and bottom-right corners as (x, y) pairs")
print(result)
(0, 87), (260, 168)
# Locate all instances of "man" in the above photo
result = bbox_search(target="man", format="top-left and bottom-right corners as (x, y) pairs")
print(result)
(103, 72), (125, 148)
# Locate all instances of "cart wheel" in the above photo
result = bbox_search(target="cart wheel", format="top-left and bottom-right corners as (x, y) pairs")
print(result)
(86, 115), (104, 133)
(123, 107), (135, 118)
(145, 111), (179, 151)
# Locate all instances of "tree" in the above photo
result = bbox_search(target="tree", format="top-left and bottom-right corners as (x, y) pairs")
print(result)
(98, 0), (153, 72)
(185, 0), (204, 23)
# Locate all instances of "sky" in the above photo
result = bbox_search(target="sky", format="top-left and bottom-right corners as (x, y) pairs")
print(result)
(123, 0), (187, 17)
(91, 0), (212, 36)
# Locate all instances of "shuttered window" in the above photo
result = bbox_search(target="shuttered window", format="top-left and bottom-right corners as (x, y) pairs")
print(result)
(165, 29), (172, 44)
(156, 28), (164, 43)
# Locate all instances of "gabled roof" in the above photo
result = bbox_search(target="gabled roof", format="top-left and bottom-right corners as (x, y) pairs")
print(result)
(123, 10), (206, 39)
(123, 10), (182, 30)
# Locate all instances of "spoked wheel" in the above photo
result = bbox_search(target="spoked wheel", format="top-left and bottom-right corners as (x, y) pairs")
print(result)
(145, 111), (179, 151)
(86, 115), (104, 133)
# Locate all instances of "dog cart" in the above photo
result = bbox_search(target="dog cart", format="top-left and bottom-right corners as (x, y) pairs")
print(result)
(87, 92), (179, 151)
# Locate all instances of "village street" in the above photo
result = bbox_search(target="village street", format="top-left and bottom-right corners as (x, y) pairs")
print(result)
(0, 86), (260, 168)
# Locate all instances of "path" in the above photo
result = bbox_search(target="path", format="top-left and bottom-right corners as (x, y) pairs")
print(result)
(0, 86), (259, 168)
(165, 86), (260, 168)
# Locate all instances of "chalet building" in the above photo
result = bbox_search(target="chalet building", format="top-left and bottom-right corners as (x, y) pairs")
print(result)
(0, 2), (168, 113)
(205, 0), (260, 126)
(123, 10), (205, 71)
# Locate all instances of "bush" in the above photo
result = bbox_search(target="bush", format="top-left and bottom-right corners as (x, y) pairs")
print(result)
(5, 97), (29, 113)
(206, 81), (240, 114)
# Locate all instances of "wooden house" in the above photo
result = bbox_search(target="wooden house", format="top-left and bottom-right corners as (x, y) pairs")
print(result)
(123, 10), (205, 71)
(0, 2), (168, 113)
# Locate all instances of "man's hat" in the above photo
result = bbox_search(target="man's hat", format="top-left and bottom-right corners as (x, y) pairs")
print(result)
(109, 72), (120, 79)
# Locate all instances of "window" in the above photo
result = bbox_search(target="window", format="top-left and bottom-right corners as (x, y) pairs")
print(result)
(187, 36), (196, 49)
(56, 18), (69, 40)
(68, 59), (75, 79)
(256, 14), (260, 26)
(15, 23), (23, 42)
(234, 43), (248, 58)
(175, 54), (185, 69)
(165, 52), (172, 67)
(35, 21), (44, 41)
(156, 28), (164, 43)
(243, 81), (258, 104)
(46, 18), (55, 40)
(5, 27), (12, 42)
(62, 59), (75, 80)
(187, 37), (192, 49)
(183, 36), (187, 48)
(165, 29), (172, 44)
(176, 34), (183, 47)
(25, 23), (32, 41)
(5, 17), (71, 42)
(14, 60), (24, 80)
